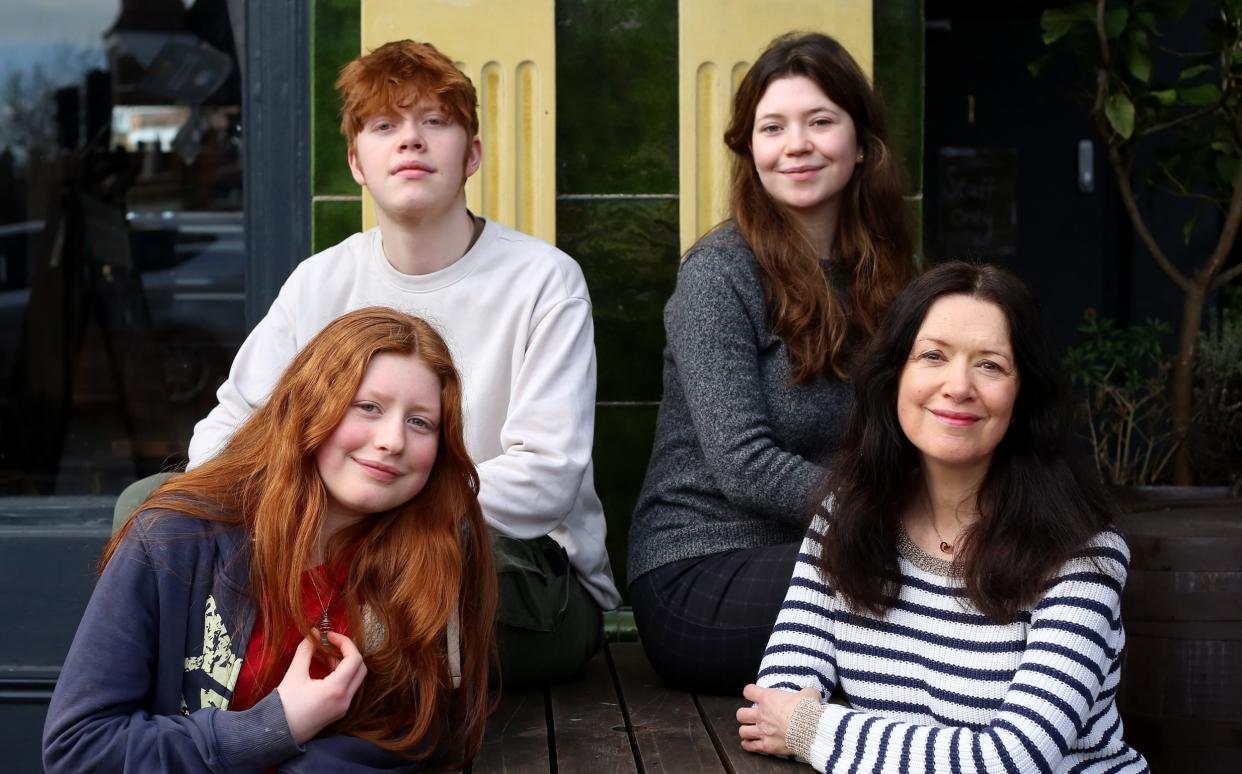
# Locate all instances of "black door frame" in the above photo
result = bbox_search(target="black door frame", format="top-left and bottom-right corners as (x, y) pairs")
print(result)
(243, 0), (312, 327)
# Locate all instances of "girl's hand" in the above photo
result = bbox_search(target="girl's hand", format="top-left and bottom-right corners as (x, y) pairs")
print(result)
(275, 631), (368, 745)
(737, 684), (820, 757)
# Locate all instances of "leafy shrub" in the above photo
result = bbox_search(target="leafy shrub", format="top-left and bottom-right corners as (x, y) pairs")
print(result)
(1065, 312), (1178, 485)
(1192, 287), (1242, 489)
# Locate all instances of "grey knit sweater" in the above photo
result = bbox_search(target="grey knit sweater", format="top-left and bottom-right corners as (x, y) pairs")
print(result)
(627, 224), (853, 583)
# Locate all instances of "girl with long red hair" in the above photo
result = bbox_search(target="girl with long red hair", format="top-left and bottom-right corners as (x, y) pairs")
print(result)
(43, 307), (497, 772)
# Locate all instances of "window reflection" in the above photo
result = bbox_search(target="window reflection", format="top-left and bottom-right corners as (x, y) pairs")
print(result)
(0, 0), (243, 496)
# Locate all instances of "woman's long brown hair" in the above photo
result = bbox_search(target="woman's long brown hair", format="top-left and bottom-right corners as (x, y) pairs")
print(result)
(103, 307), (497, 766)
(722, 32), (915, 381)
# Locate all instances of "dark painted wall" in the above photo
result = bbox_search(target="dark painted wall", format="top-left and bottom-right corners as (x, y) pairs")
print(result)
(924, 0), (1128, 353)
(0, 499), (111, 773)
(924, 0), (1242, 358)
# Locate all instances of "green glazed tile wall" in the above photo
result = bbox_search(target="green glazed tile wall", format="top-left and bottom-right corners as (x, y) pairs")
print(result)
(312, 0), (362, 199)
(556, 0), (677, 598)
(593, 404), (659, 589)
(559, 198), (678, 403)
(312, 198), (363, 254)
(874, 0), (925, 255)
(556, 0), (678, 195)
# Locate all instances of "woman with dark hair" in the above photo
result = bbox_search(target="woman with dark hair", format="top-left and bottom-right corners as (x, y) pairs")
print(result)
(628, 31), (915, 694)
(44, 307), (497, 772)
(737, 263), (1147, 772)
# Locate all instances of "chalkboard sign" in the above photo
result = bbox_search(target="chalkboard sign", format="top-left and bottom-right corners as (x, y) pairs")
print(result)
(936, 147), (1017, 259)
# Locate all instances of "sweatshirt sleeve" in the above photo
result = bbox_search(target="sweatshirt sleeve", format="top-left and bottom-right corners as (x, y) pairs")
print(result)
(789, 536), (1133, 774)
(187, 280), (301, 469)
(42, 521), (300, 773)
(276, 735), (429, 772)
(475, 293), (597, 538)
(755, 513), (840, 698)
(665, 250), (827, 523)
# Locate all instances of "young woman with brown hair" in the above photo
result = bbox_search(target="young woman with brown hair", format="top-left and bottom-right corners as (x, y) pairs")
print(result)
(628, 32), (916, 695)
(44, 307), (496, 772)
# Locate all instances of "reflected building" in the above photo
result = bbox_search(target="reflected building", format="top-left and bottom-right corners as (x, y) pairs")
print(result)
(1, 0), (244, 498)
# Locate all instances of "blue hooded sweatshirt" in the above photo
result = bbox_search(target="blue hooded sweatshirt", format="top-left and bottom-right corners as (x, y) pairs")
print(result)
(43, 509), (427, 773)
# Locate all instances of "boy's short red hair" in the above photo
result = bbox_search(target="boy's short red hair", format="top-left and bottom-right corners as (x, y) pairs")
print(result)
(336, 40), (479, 148)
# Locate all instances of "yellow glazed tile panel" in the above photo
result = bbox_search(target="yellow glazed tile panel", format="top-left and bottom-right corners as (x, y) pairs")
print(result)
(360, 0), (555, 242)
(679, 0), (873, 252)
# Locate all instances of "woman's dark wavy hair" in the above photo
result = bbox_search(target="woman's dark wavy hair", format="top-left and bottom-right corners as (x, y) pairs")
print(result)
(721, 31), (914, 382)
(817, 262), (1116, 622)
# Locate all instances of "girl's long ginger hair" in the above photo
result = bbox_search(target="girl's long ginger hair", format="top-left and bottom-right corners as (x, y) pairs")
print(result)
(723, 32), (915, 381)
(103, 307), (497, 765)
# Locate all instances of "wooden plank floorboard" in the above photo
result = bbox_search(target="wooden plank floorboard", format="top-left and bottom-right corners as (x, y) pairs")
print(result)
(694, 693), (805, 774)
(549, 648), (638, 774)
(470, 687), (551, 774)
(609, 643), (722, 773)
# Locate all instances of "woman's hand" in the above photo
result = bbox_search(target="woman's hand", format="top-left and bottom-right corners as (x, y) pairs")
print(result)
(737, 684), (820, 757)
(276, 631), (368, 746)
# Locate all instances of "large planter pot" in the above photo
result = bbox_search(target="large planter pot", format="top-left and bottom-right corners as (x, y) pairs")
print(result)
(1115, 494), (1242, 773)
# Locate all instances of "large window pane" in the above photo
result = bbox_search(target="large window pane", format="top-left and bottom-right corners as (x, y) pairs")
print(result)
(0, 0), (244, 496)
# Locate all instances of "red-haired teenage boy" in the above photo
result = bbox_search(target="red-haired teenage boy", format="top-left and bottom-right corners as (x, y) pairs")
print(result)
(182, 40), (620, 684)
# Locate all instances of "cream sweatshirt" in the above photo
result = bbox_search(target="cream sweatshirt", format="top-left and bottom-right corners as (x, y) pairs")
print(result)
(188, 220), (620, 609)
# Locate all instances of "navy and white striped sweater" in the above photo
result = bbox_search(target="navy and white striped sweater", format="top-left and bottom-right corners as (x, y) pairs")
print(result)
(756, 514), (1148, 773)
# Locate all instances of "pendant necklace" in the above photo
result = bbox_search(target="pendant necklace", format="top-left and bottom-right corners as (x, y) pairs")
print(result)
(309, 574), (335, 646)
(929, 518), (955, 555)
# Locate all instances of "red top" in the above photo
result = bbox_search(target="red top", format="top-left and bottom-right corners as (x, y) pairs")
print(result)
(230, 563), (352, 711)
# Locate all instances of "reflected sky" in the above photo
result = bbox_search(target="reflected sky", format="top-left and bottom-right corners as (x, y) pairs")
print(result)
(0, 1), (117, 82)
(0, 1), (116, 46)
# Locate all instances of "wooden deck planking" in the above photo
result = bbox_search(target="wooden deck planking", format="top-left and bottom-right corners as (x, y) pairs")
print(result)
(469, 644), (810, 773)
(548, 648), (639, 774)
(609, 643), (722, 773)
(471, 687), (551, 774)
(694, 693), (806, 774)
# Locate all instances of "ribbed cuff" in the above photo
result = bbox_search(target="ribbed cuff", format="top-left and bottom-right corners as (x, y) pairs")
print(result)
(785, 697), (825, 760)
(215, 691), (302, 770)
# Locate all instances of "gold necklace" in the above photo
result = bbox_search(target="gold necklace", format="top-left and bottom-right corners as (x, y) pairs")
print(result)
(928, 517), (955, 554)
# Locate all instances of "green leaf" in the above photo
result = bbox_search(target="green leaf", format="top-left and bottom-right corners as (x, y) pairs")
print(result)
(1042, 23), (1072, 45)
(1179, 83), (1222, 106)
(1150, 89), (1178, 106)
(1105, 93), (1136, 138)
(1211, 140), (1234, 152)
(1041, 6), (1088, 45)
(1183, 212), (1199, 245)
(1104, 7), (1129, 39)
(1123, 31), (1152, 82)
(1136, 10), (1159, 33)
(1042, 18), (1074, 44)
(1178, 64), (1214, 81)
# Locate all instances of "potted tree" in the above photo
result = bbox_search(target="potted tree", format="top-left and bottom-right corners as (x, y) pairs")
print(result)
(1039, 0), (1242, 483)
(1039, 3), (1242, 771)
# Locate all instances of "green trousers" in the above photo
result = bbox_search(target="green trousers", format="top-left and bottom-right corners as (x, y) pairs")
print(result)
(114, 474), (602, 688)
